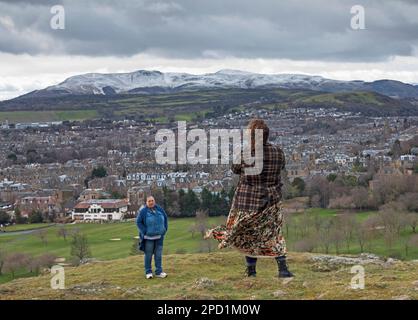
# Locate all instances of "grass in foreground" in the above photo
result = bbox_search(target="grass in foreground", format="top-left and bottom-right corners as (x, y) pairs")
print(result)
(0, 251), (417, 300)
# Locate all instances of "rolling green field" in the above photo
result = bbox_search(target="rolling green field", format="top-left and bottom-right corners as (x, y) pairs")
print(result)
(0, 217), (225, 261)
(1, 209), (418, 285)
(0, 216), (225, 284)
(0, 110), (99, 122)
(1, 87), (412, 124)
(286, 209), (418, 260)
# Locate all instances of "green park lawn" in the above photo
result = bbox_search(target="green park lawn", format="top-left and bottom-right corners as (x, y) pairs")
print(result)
(0, 217), (225, 261)
(1, 209), (417, 285)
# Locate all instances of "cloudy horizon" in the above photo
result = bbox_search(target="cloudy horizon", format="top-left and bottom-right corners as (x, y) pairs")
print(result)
(1, 0), (418, 100)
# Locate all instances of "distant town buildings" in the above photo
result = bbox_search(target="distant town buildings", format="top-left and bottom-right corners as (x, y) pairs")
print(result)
(72, 199), (129, 221)
(0, 108), (416, 222)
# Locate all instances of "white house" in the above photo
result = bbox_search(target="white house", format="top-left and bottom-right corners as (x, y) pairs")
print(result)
(72, 199), (129, 221)
(334, 155), (348, 166)
(400, 154), (416, 162)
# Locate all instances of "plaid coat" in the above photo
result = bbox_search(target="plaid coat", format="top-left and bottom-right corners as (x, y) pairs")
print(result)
(231, 143), (285, 212)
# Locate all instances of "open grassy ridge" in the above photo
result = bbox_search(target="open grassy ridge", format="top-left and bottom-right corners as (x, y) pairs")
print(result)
(2, 209), (418, 286)
(1, 87), (416, 123)
(1, 251), (417, 300)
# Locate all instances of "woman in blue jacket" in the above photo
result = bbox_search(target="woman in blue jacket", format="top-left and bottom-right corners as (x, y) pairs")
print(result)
(136, 196), (168, 279)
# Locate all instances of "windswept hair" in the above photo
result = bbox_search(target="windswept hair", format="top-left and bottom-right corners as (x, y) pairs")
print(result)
(247, 119), (269, 151)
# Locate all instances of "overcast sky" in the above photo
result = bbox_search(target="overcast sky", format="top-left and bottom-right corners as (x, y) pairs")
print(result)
(1, 0), (418, 100)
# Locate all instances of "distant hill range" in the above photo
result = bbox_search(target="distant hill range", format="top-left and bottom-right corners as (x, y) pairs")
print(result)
(13, 69), (418, 99)
(1, 69), (418, 121)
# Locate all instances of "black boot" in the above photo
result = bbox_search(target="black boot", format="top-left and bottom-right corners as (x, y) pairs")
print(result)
(276, 256), (294, 278)
(245, 265), (257, 277)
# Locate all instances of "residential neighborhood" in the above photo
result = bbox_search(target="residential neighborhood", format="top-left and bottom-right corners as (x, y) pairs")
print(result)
(0, 106), (417, 224)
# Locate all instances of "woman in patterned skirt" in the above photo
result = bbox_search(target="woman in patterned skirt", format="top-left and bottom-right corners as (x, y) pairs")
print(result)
(206, 119), (294, 278)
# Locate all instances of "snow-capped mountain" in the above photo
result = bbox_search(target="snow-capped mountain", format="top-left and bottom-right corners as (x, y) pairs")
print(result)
(17, 69), (418, 99)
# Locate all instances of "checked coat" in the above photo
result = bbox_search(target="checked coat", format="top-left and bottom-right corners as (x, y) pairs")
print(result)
(231, 142), (286, 212)
(206, 142), (288, 257)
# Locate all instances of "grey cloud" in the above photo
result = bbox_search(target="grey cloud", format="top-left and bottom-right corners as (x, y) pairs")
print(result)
(0, 83), (17, 91)
(0, 0), (417, 61)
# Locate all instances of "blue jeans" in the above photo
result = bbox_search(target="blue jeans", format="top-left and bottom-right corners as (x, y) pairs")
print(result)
(144, 239), (163, 275)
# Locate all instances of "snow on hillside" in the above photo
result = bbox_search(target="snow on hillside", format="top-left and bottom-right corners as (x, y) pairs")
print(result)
(19, 69), (418, 99)
(44, 69), (332, 95)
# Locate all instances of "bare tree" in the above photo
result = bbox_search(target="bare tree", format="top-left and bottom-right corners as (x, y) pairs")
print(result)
(398, 193), (418, 212)
(328, 195), (354, 210)
(405, 213), (418, 233)
(338, 213), (357, 251)
(0, 247), (6, 275)
(3, 253), (31, 279)
(199, 239), (213, 253)
(378, 205), (407, 248)
(318, 218), (333, 254)
(188, 224), (197, 238)
(283, 211), (294, 238)
(372, 175), (418, 207)
(195, 210), (209, 238)
(356, 216), (380, 252)
(297, 211), (312, 239)
(310, 194), (321, 208)
(34, 229), (48, 246)
(351, 187), (369, 210)
(331, 226), (344, 254)
(355, 223), (369, 253)
(355, 218), (373, 253)
(57, 226), (69, 241)
(69, 227), (81, 237)
(28, 254), (57, 274)
(312, 212), (323, 234)
(294, 237), (317, 253)
(307, 176), (331, 208)
(405, 234), (418, 257)
(70, 232), (92, 265)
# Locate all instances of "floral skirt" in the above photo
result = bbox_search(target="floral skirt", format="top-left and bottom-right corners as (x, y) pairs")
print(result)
(206, 201), (287, 257)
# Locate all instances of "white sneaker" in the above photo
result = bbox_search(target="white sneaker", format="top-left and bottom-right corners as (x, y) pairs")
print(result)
(146, 273), (153, 279)
(155, 272), (167, 278)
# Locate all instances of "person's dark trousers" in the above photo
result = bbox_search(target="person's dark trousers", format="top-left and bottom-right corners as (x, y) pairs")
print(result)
(245, 256), (257, 266)
(144, 239), (163, 275)
(245, 256), (257, 276)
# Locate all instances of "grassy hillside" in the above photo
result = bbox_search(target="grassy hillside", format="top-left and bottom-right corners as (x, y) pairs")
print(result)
(2, 208), (418, 286)
(297, 91), (384, 106)
(1, 251), (417, 300)
(0, 110), (99, 122)
(294, 91), (417, 115)
(1, 88), (416, 123)
(0, 217), (225, 262)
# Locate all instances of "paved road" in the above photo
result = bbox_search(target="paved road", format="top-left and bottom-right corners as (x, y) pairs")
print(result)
(0, 224), (57, 237)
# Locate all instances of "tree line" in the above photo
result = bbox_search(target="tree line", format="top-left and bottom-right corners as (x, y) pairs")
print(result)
(149, 186), (234, 217)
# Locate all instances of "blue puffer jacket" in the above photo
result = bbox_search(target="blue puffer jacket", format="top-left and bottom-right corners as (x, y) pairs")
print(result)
(135, 204), (168, 251)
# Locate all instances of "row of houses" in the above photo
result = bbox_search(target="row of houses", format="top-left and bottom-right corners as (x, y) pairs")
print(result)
(126, 171), (210, 183)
